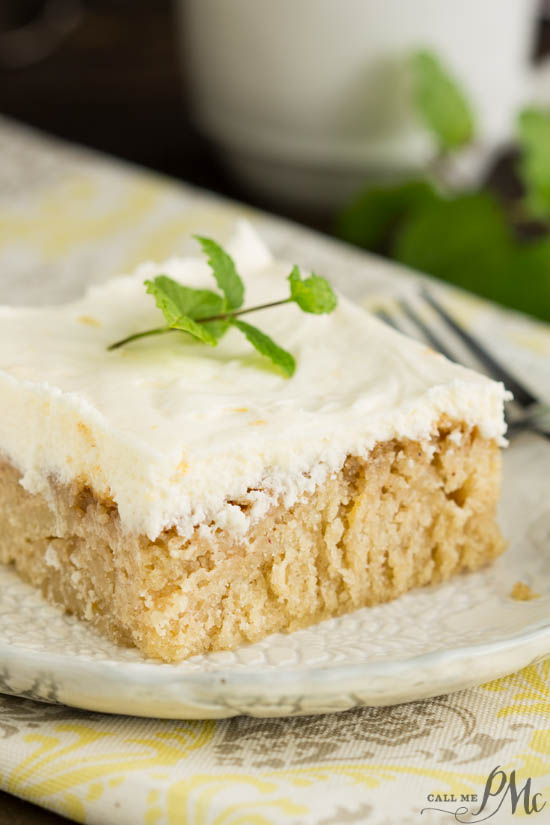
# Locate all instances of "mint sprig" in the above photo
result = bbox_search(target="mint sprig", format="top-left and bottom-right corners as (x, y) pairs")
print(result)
(336, 50), (550, 323)
(108, 236), (337, 377)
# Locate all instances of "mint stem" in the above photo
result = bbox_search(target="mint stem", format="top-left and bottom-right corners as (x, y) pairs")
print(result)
(107, 326), (172, 350)
(107, 298), (292, 351)
(199, 298), (291, 323)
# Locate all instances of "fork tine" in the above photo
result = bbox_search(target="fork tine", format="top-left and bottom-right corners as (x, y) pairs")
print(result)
(397, 298), (458, 363)
(374, 309), (401, 331)
(420, 288), (538, 409)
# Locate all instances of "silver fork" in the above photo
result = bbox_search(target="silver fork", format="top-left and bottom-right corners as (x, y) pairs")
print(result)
(375, 288), (550, 440)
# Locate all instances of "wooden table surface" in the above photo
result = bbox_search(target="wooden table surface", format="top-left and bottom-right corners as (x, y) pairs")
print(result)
(0, 791), (72, 824)
(0, 2), (548, 822)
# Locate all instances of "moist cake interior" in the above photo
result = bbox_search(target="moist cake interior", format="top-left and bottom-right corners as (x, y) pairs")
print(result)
(0, 418), (504, 662)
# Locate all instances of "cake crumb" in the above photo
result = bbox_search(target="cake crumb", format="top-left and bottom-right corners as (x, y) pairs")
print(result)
(44, 543), (61, 570)
(510, 581), (540, 601)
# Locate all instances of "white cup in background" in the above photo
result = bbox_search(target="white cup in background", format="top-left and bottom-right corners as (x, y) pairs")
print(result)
(179, 0), (540, 208)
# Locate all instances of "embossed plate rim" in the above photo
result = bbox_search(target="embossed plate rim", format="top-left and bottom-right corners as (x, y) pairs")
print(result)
(2, 614), (550, 689)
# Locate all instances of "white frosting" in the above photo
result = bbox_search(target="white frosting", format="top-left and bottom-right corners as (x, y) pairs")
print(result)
(0, 221), (508, 540)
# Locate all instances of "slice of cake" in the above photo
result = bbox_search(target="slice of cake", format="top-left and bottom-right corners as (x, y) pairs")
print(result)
(0, 222), (508, 662)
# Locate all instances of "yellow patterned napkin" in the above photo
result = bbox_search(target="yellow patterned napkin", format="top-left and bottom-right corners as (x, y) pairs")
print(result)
(1, 667), (550, 824)
(1, 117), (550, 824)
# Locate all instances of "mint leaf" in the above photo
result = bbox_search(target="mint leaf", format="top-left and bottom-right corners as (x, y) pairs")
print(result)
(288, 266), (338, 314)
(336, 180), (438, 250)
(145, 275), (222, 345)
(171, 315), (218, 346)
(145, 275), (224, 324)
(411, 51), (475, 152)
(517, 108), (550, 221)
(231, 319), (296, 377)
(201, 318), (230, 341)
(194, 236), (245, 309)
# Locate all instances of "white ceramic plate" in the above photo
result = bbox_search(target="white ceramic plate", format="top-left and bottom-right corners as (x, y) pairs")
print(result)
(0, 429), (549, 719)
(1, 163), (550, 719)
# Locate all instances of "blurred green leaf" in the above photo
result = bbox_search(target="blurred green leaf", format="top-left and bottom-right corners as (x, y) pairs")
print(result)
(394, 192), (511, 293)
(334, 57), (550, 324)
(411, 51), (475, 152)
(517, 108), (550, 221)
(393, 191), (550, 322)
(336, 180), (438, 250)
(510, 238), (550, 321)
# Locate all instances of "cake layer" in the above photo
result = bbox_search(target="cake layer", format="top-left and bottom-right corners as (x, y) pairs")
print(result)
(0, 419), (504, 662)
(0, 222), (507, 541)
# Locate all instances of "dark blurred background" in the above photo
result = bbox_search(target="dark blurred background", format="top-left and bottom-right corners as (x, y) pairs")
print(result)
(1, 0), (548, 233)
(0, 0), (243, 204)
